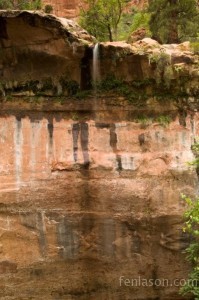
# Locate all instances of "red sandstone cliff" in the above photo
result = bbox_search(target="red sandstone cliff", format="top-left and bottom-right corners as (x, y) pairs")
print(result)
(42, 0), (148, 18)
(42, 0), (79, 18)
(0, 10), (198, 300)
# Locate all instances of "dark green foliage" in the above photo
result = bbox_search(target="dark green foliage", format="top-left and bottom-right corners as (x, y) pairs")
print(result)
(95, 75), (123, 91)
(65, 80), (80, 96)
(155, 115), (171, 126)
(94, 74), (149, 103)
(80, 1), (151, 42)
(41, 78), (53, 91)
(181, 194), (199, 298)
(44, 4), (53, 14)
(180, 139), (199, 298)
(148, 0), (199, 43)
(0, 0), (41, 9)
(60, 78), (80, 96)
(74, 90), (91, 99)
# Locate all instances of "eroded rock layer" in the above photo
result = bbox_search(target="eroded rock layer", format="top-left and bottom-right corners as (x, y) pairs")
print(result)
(0, 102), (198, 300)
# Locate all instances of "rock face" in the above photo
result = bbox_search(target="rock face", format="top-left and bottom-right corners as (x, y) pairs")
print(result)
(0, 100), (198, 300)
(0, 10), (94, 97)
(0, 11), (198, 300)
(127, 27), (147, 43)
(41, 0), (148, 18)
(42, 0), (81, 18)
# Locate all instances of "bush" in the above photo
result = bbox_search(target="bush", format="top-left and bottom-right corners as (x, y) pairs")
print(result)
(44, 4), (53, 14)
(180, 139), (199, 298)
(190, 42), (199, 53)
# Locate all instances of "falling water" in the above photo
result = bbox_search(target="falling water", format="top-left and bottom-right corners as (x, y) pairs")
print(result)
(93, 43), (100, 88)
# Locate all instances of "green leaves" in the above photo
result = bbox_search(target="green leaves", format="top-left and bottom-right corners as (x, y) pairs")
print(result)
(181, 196), (199, 295)
(130, 11), (151, 35)
(148, 0), (199, 43)
(80, 0), (127, 41)
(0, 0), (41, 10)
(180, 139), (199, 297)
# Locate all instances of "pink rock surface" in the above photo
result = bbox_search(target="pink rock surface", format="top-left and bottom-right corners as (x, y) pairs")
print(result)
(0, 104), (197, 299)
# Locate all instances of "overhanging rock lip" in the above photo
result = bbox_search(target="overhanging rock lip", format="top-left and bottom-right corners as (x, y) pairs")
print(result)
(0, 9), (95, 46)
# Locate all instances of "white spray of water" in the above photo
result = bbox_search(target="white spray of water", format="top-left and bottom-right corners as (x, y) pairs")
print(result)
(93, 43), (100, 87)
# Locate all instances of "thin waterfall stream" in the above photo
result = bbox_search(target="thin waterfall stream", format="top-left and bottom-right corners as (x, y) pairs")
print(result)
(93, 43), (100, 91)
(93, 43), (100, 120)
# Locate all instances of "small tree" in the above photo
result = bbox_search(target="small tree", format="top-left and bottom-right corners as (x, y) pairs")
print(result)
(148, 0), (199, 43)
(0, 0), (41, 10)
(80, 0), (128, 41)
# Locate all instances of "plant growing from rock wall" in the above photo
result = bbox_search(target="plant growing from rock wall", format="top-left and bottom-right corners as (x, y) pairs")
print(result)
(155, 115), (171, 127)
(149, 51), (174, 88)
(190, 140), (199, 168)
(180, 139), (199, 298)
(135, 115), (171, 127)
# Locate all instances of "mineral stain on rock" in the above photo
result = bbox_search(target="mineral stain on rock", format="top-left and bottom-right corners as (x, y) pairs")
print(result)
(72, 122), (90, 168)
(72, 123), (80, 163)
(80, 122), (89, 167)
(0, 260), (17, 274)
(47, 121), (54, 159)
(138, 133), (145, 146)
(47, 122), (54, 145)
(110, 124), (122, 171)
(57, 217), (79, 259)
(37, 212), (47, 257)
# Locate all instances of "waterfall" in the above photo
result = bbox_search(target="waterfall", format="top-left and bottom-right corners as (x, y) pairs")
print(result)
(93, 43), (100, 88)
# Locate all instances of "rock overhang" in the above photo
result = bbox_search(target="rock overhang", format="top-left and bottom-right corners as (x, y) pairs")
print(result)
(0, 10), (95, 94)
